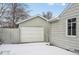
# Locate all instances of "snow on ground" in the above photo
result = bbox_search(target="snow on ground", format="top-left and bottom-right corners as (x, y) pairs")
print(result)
(0, 42), (76, 55)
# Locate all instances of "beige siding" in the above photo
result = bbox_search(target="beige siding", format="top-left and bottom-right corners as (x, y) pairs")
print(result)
(0, 28), (20, 43)
(50, 4), (79, 51)
(19, 17), (50, 42)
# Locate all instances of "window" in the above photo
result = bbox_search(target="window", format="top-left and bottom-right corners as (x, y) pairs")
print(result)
(67, 18), (76, 36)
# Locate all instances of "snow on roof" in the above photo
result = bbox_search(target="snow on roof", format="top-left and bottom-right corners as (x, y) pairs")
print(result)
(16, 15), (59, 24)
(16, 15), (49, 24)
(48, 16), (60, 23)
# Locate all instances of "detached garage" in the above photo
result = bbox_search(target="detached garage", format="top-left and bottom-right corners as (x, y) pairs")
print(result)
(17, 16), (50, 43)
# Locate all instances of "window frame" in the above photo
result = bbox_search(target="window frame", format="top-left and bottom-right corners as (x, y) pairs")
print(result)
(66, 18), (76, 37)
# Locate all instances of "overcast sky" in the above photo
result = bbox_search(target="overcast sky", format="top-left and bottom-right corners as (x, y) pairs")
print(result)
(28, 3), (69, 17)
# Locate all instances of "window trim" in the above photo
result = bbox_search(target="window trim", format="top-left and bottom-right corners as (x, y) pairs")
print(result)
(66, 18), (76, 37)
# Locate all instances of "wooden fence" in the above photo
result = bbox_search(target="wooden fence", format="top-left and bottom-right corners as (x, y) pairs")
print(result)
(0, 28), (20, 43)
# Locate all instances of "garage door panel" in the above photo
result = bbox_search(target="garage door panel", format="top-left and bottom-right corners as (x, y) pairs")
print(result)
(20, 27), (44, 42)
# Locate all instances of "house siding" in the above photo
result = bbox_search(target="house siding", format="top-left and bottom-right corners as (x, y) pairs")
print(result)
(50, 4), (79, 51)
(19, 17), (50, 42)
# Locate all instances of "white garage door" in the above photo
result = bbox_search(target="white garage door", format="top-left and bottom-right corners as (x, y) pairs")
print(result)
(20, 27), (44, 42)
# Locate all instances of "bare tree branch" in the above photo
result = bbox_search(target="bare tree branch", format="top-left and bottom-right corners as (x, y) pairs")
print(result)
(0, 3), (30, 28)
(42, 11), (53, 19)
(0, 3), (9, 18)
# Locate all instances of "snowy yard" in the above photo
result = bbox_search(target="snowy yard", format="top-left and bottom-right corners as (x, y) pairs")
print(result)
(0, 42), (76, 55)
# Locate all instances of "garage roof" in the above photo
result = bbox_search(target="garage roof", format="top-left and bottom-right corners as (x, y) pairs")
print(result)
(16, 16), (49, 24)
(16, 15), (59, 24)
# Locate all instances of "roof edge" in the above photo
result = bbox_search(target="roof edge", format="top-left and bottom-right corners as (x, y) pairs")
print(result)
(58, 3), (72, 17)
(16, 15), (49, 24)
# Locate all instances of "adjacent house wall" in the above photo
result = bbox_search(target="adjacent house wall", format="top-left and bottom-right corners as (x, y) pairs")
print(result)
(50, 4), (79, 51)
(19, 17), (50, 42)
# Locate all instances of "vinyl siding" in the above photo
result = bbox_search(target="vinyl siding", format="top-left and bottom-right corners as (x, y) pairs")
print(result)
(50, 4), (79, 51)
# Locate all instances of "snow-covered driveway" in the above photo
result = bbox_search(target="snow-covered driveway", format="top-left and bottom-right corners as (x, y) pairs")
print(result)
(0, 42), (76, 55)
